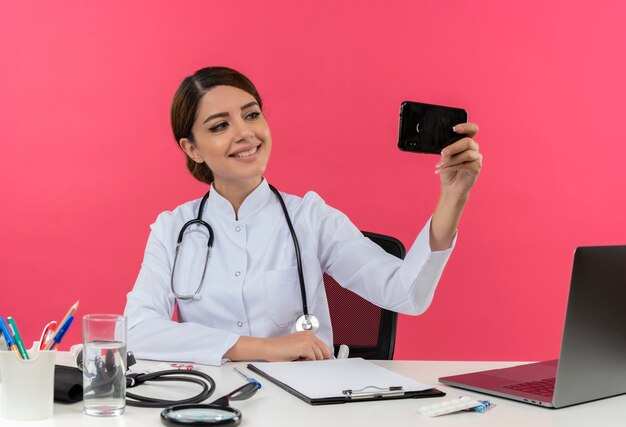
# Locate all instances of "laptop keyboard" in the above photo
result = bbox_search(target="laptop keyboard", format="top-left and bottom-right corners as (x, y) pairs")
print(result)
(503, 377), (556, 396)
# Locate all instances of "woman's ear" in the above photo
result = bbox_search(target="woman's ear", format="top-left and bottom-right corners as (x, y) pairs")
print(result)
(179, 138), (203, 164)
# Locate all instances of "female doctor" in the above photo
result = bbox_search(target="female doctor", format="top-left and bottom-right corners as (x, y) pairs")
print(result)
(124, 66), (482, 366)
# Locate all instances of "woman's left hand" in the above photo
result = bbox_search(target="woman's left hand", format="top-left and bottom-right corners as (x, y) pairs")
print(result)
(436, 122), (482, 200)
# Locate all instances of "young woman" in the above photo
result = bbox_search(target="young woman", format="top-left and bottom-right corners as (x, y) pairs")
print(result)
(124, 66), (482, 366)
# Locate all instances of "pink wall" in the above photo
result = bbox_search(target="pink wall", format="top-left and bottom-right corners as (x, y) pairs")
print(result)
(1, 1), (625, 361)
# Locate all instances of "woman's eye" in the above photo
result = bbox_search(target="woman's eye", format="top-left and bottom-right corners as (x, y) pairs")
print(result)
(209, 122), (228, 132)
(246, 111), (260, 121)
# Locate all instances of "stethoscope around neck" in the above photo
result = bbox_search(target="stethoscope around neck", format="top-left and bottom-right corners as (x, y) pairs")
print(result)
(170, 183), (319, 334)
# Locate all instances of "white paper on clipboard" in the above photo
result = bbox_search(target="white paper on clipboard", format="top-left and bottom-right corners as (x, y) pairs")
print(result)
(250, 358), (432, 400)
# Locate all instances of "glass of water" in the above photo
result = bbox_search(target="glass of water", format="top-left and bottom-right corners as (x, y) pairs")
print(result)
(82, 314), (127, 417)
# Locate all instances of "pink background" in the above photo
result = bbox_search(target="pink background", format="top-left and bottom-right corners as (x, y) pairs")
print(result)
(1, 1), (625, 360)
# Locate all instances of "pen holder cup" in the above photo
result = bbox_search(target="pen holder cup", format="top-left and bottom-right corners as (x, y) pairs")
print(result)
(0, 343), (57, 421)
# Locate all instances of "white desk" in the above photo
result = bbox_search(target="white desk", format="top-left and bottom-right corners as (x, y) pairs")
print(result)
(3, 355), (626, 426)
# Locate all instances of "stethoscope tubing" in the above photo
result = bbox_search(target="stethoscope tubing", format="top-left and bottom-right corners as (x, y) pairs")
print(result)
(268, 184), (309, 317)
(171, 192), (214, 301)
(126, 369), (216, 408)
(170, 183), (315, 329)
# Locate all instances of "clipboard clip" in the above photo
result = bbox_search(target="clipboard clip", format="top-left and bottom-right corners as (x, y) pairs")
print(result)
(342, 385), (405, 400)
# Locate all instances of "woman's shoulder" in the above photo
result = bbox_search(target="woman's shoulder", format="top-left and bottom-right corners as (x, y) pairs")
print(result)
(280, 189), (347, 225)
(151, 197), (202, 232)
(280, 189), (325, 211)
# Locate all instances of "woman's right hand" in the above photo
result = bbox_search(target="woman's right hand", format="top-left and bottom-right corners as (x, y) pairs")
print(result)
(225, 331), (332, 362)
(263, 331), (332, 361)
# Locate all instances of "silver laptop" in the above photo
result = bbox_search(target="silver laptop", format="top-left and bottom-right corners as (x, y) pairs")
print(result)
(439, 245), (626, 408)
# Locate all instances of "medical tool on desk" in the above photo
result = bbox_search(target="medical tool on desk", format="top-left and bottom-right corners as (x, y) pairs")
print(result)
(74, 346), (260, 414)
(161, 382), (259, 427)
(126, 369), (217, 408)
(171, 183), (320, 333)
(76, 347), (216, 408)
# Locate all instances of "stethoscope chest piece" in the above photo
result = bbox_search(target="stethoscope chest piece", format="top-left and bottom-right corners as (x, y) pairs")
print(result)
(295, 314), (320, 334)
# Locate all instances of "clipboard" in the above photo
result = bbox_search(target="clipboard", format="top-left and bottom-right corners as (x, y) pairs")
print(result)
(247, 358), (445, 405)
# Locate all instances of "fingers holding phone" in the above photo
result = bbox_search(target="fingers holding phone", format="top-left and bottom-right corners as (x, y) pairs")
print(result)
(439, 125), (480, 164)
(436, 124), (482, 196)
(450, 122), (479, 140)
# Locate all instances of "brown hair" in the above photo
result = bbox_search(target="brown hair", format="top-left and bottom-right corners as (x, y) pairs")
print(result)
(170, 67), (263, 184)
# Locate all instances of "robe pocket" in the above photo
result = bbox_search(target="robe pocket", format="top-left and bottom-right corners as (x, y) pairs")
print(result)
(263, 267), (301, 328)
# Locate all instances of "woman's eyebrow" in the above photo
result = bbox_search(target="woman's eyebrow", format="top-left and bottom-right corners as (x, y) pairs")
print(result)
(240, 101), (259, 111)
(202, 102), (260, 125)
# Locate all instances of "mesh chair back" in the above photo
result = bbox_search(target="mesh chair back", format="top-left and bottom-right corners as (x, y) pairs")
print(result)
(324, 231), (406, 360)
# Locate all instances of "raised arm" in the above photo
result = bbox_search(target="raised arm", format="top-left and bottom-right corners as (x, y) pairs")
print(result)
(430, 122), (482, 250)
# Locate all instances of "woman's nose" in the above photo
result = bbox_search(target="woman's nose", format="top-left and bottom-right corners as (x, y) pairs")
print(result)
(231, 118), (255, 141)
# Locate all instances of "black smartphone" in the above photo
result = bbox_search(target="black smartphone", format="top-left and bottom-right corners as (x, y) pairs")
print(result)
(398, 101), (467, 154)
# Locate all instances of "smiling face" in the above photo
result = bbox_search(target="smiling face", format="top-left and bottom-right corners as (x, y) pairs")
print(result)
(179, 85), (272, 193)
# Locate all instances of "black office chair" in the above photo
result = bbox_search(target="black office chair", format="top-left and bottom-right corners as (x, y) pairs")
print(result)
(324, 231), (406, 360)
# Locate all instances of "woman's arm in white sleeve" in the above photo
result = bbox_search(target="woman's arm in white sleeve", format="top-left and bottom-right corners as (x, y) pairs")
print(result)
(308, 193), (455, 315)
(124, 220), (239, 366)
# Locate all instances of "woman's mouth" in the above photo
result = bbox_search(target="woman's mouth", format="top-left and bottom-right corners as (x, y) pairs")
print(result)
(231, 144), (260, 158)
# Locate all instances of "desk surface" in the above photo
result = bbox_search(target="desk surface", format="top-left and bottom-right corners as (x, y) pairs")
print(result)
(2, 355), (626, 427)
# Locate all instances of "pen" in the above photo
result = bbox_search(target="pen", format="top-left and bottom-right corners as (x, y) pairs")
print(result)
(48, 316), (74, 350)
(233, 367), (262, 389)
(0, 317), (21, 358)
(58, 300), (79, 328)
(44, 300), (79, 351)
(38, 321), (58, 350)
(7, 317), (29, 360)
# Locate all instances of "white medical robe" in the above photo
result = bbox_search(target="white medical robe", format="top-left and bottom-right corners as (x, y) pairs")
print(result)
(124, 179), (455, 365)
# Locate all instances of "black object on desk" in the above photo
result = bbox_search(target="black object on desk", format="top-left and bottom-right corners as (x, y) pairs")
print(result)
(54, 365), (83, 403)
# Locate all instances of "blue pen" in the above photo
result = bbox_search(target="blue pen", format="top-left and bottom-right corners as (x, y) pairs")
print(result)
(0, 317), (21, 357)
(46, 315), (74, 350)
(233, 367), (262, 389)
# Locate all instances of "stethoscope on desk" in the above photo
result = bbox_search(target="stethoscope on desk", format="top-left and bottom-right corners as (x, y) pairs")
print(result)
(171, 183), (320, 334)
(75, 346), (260, 426)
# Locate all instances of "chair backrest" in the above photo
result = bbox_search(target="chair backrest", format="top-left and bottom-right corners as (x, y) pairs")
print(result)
(323, 231), (406, 360)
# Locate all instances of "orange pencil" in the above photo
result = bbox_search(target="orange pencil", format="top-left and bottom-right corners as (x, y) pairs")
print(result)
(58, 300), (79, 328)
